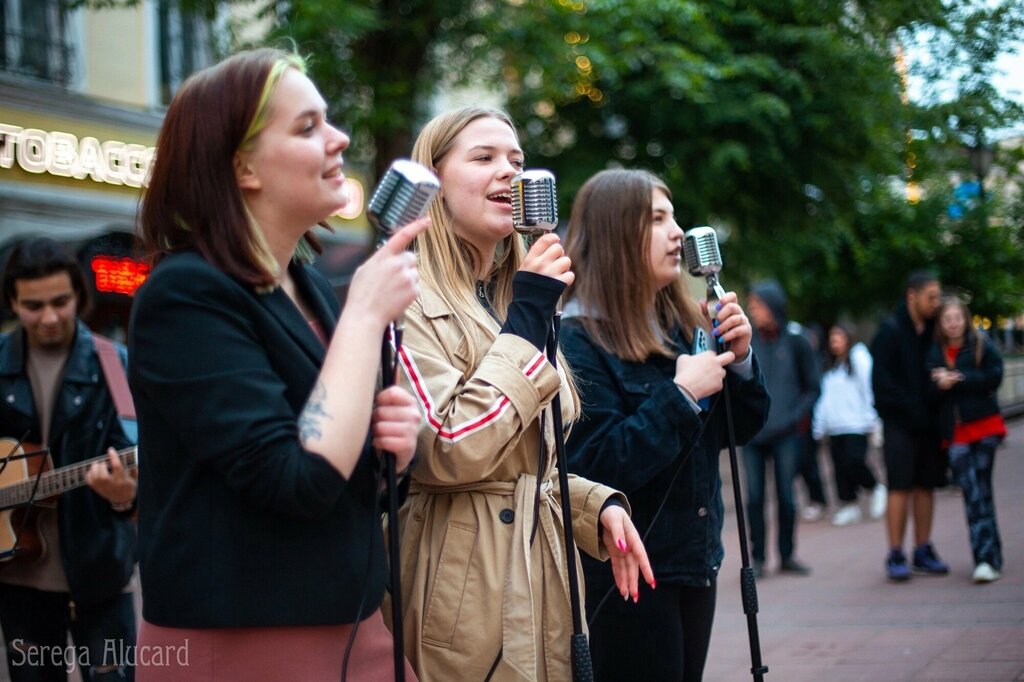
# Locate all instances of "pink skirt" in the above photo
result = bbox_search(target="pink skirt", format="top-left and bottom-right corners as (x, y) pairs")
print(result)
(136, 611), (417, 682)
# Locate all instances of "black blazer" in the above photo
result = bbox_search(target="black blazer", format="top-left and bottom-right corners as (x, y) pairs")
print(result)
(128, 251), (385, 627)
(562, 319), (769, 587)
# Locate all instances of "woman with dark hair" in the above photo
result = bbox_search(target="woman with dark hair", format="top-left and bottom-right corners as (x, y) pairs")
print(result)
(927, 295), (1006, 583)
(812, 324), (887, 526)
(388, 107), (654, 682)
(128, 48), (424, 680)
(561, 169), (769, 681)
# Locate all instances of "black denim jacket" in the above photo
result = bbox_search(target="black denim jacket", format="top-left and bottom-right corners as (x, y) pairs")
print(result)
(562, 318), (769, 586)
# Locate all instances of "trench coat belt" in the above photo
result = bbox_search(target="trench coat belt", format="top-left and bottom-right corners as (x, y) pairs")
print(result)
(409, 475), (572, 682)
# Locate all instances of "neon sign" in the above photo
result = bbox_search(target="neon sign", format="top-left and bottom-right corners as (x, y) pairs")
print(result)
(0, 123), (155, 188)
(90, 255), (150, 296)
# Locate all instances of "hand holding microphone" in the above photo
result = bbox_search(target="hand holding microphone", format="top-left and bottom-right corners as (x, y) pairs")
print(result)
(683, 226), (751, 360)
(351, 159), (439, 328)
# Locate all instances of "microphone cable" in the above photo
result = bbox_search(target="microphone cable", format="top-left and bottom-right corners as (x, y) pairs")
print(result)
(586, 391), (721, 629)
(341, 324), (405, 682)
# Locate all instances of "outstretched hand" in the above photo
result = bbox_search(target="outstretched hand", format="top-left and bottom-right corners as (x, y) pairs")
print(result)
(600, 505), (656, 602)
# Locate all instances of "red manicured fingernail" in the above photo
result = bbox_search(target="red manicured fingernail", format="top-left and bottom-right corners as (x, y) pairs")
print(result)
(651, 580), (657, 590)
(617, 539), (628, 552)
(632, 592), (639, 604)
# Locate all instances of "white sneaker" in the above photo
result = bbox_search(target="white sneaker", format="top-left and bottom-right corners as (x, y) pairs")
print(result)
(870, 484), (888, 520)
(801, 504), (824, 523)
(972, 562), (1001, 583)
(831, 504), (862, 526)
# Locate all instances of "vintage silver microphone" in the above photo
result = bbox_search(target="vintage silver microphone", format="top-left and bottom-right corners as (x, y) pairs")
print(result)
(683, 225), (727, 304)
(511, 168), (593, 682)
(360, 158), (438, 682)
(367, 159), (440, 235)
(682, 223), (769, 682)
(511, 169), (558, 237)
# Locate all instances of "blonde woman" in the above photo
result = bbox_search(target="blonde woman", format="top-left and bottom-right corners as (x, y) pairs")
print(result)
(388, 107), (654, 681)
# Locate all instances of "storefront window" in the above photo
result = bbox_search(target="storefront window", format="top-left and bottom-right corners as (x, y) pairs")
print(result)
(158, 0), (212, 104)
(0, 0), (73, 85)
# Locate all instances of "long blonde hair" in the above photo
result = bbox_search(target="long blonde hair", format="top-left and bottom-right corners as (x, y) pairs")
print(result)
(411, 107), (528, 368)
(411, 107), (578, 416)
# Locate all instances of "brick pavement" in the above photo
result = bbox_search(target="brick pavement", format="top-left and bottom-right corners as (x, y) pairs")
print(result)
(706, 417), (1024, 681)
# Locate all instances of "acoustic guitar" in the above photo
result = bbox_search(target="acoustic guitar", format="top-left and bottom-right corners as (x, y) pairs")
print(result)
(0, 437), (137, 565)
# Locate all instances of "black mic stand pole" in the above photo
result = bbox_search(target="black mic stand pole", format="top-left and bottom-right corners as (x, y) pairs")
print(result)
(380, 322), (405, 682)
(544, 312), (594, 682)
(706, 274), (768, 682)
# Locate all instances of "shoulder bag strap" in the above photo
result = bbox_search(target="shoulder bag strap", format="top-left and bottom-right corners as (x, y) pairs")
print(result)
(92, 334), (137, 420)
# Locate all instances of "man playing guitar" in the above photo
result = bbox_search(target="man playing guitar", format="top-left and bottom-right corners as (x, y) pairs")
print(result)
(0, 237), (137, 681)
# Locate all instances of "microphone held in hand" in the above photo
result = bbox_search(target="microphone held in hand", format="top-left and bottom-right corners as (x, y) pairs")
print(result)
(512, 169), (558, 236)
(683, 225), (726, 303)
(367, 159), (440, 236)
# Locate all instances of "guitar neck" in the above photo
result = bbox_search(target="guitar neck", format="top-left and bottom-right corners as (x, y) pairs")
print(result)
(0, 447), (137, 509)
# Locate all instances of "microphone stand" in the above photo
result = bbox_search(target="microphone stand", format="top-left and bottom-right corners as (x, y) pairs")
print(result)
(380, 322), (406, 682)
(705, 274), (768, 682)
(544, 313), (594, 682)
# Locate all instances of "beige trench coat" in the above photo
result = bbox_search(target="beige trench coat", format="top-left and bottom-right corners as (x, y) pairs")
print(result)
(384, 284), (625, 682)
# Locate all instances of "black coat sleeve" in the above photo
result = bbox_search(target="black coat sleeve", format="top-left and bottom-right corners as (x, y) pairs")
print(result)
(130, 257), (353, 521)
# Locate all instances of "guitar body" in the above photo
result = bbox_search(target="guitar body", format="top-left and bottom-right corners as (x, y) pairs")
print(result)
(0, 439), (57, 565)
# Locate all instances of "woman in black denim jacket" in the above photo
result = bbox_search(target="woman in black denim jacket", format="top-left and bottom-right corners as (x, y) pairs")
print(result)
(562, 169), (769, 682)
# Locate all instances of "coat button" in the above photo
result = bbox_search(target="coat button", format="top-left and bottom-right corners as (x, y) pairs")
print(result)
(499, 508), (515, 524)
(5, 394), (13, 404)
(73, 396), (83, 406)
(697, 507), (708, 517)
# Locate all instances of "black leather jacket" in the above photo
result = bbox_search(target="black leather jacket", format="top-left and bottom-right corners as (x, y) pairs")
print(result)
(562, 318), (769, 587)
(0, 321), (136, 607)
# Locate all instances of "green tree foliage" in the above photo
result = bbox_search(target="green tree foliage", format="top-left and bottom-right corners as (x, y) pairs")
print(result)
(81, 0), (1024, 321)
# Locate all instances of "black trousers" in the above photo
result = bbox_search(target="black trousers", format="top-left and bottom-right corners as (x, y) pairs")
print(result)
(829, 433), (877, 502)
(0, 584), (135, 682)
(586, 577), (717, 682)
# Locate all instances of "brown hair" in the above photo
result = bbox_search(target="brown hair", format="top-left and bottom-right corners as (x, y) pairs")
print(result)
(936, 295), (984, 367)
(139, 48), (322, 287)
(564, 169), (706, 361)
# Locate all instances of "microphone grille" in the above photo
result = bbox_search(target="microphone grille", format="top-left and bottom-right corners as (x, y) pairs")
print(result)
(367, 159), (440, 234)
(511, 170), (557, 235)
(683, 226), (723, 277)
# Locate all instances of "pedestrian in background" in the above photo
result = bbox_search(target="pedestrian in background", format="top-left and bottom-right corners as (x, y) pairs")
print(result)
(129, 48), (424, 680)
(871, 270), (948, 582)
(744, 280), (819, 577)
(0, 238), (138, 681)
(927, 295), (1006, 583)
(812, 324), (887, 526)
(561, 169), (769, 681)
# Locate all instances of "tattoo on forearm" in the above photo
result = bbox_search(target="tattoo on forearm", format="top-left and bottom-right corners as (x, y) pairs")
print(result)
(299, 380), (332, 442)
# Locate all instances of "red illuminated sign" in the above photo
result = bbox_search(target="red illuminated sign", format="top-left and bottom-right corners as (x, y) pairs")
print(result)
(90, 255), (150, 296)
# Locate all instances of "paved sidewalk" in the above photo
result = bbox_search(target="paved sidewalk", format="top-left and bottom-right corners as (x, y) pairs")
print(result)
(707, 417), (1024, 681)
